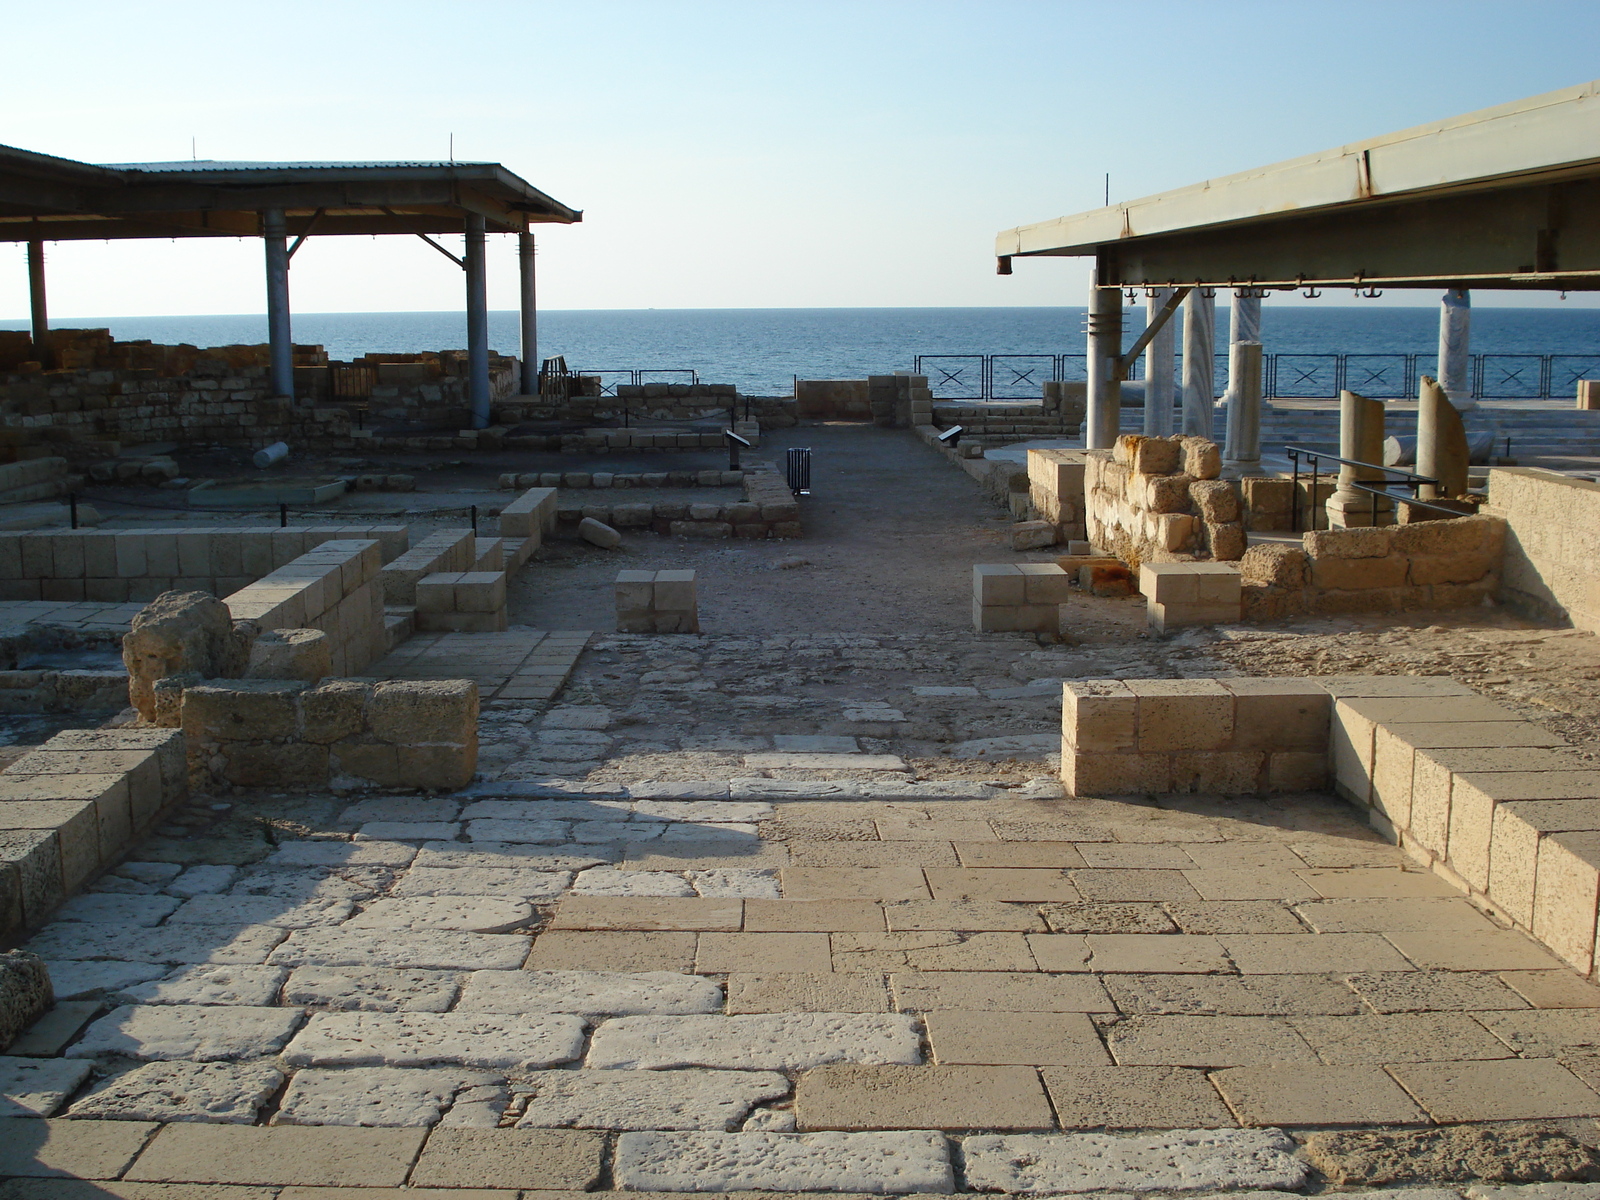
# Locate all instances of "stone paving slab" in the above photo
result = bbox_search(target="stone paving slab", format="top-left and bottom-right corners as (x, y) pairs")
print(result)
(25, 923), (288, 965)
(67, 1005), (304, 1062)
(115, 965), (288, 1007)
(958, 1128), (1309, 1194)
(343, 897), (534, 933)
(795, 1064), (1054, 1131)
(455, 969), (723, 1015)
(67, 1061), (284, 1124)
(407, 1128), (604, 1190)
(1040, 1066), (1236, 1129)
(274, 1066), (500, 1127)
(1210, 1064), (1428, 1126)
(265, 928), (530, 971)
(281, 967), (460, 1012)
(516, 1068), (789, 1131)
(41, 960), (167, 1000)
(393, 866), (572, 899)
(586, 1013), (922, 1070)
(612, 1130), (955, 1194)
(0, 1057), (94, 1117)
(122, 1124), (427, 1186)
(283, 1012), (586, 1071)
(0, 1117), (158, 1180)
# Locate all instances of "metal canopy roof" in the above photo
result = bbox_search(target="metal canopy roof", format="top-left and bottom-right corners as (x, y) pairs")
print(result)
(0, 143), (582, 242)
(996, 80), (1600, 290)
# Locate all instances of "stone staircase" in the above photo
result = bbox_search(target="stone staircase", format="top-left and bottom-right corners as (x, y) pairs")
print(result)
(932, 402), (1081, 446)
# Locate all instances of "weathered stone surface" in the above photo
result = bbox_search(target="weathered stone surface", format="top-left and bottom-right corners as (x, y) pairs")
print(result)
(516, 1068), (789, 1131)
(572, 869), (696, 897)
(66, 1004), (303, 1061)
(265, 928), (529, 971)
(455, 969), (723, 1016)
(67, 1060), (283, 1123)
(960, 1129), (1309, 1194)
(282, 966), (460, 1012)
(586, 1013), (922, 1070)
(123, 590), (253, 720)
(245, 628), (331, 683)
(227, 869), (377, 903)
(407, 1126), (604, 1190)
(122, 1123), (428, 1186)
(0, 1056), (93, 1117)
(612, 1130), (955, 1193)
(344, 897), (533, 933)
(393, 866), (571, 899)
(117, 965), (287, 1006)
(55, 894), (181, 927)
(263, 841), (418, 868)
(168, 864), (241, 897)
(689, 869), (783, 898)
(274, 1066), (500, 1127)
(0, 951), (53, 1052)
(168, 896), (354, 928)
(42, 960), (165, 999)
(25, 923), (286, 966)
(579, 518), (623, 549)
(1303, 1127), (1600, 1186)
(283, 1011), (585, 1070)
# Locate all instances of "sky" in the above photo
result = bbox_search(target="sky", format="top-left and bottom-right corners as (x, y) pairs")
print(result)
(3, 0), (1599, 320)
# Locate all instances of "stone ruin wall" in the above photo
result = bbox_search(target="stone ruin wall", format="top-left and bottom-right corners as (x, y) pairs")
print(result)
(496, 383), (797, 432)
(1085, 435), (1245, 570)
(1489, 466), (1600, 633)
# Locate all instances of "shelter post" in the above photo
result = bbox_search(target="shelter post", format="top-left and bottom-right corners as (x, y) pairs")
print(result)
(1222, 341), (1263, 476)
(262, 209), (293, 400)
(1144, 287), (1175, 436)
(465, 214), (490, 429)
(1086, 276), (1123, 449)
(1438, 288), (1474, 411)
(26, 238), (50, 369)
(518, 232), (538, 395)
(1223, 288), (1262, 408)
(1181, 288), (1214, 438)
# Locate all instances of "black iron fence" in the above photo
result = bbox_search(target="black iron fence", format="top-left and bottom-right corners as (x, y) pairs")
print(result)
(574, 368), (700, 397)
(912, 352), (1600, 403)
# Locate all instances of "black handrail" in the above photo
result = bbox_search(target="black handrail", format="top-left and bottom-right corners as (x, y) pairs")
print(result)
(1285, 445), (1463, 532)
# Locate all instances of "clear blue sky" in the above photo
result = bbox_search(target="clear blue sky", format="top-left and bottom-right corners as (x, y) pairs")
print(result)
(3, 0), (1598, 318)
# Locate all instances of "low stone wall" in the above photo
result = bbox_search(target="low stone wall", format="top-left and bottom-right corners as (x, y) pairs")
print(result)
(493, 386), (796, 431)
(223, 540), (387, 676)
(1086, 435), (1243, 569)
(177, 677), (477, 792)
(1239, 515), (1504, 620)
(501, 469), (749, 491)
(1489, 467), (1600, 632)
(1331, 677), (1600, 979)
(794, 376), (931, 427)
(0, 456), (70, 504)
(0, 669), (125, 714)
(553, 467), (801, 540)
(795, 380), (870, 421)
(380, 531), (478, 607)
(0, 524), (408, 605)
(0, 726), (187, 938)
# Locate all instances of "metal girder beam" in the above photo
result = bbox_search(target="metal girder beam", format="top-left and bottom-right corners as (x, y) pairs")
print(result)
(1088, 178), (1600, 290)
(1117, 286), (1190, 378)
(0, 212), (499, 240)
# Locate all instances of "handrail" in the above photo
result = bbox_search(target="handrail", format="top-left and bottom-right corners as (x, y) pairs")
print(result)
(1285, 445), (1462, 532)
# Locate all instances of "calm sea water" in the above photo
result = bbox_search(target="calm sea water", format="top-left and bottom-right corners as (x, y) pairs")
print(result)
(4, 306), (1598, 396)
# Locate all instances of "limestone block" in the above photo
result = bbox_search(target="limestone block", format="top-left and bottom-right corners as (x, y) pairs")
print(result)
(1171, 751), (1266, 794)
(1221, 678), (1331, 751)
(1010, 521), (1056, 551)
(1062, 680), (1137, 753)
(655, 570), (697, 612)
(1241, 543), (1309, 589)
(1268, 751), (1329, 791)
(1065, 751), (1172, 797)
(245, 629), (331, 683)
(1127, 679), (1234, 752)
(0, 799), (99, 890)
(1155, 513), (1195, 552)
(182, 679), (305, 745)
(616, 570), (655, 617)
(1189, 478), (1239, 523)
(972, 600), (1057, 634)
(1312, 554), (1409, 591)
(124, 591), (254, 722)
(453, 572), (507, 614)
(972, 564), (1025, 606)
(1532, 832), (1600, 975)
(1371, 726), (1419, 833)
(0, 950), (53, 1052)
(1490, 806), (1543, 927)
(613, 1129), (953, 1194)
(283, 1011), (584, 1071)
(367, 679), (478, 748)
(1444, 772), (1497, 893)
(1181, 437), (1222, 480)
(962, 1129), (1305, 1195)
(1305, 526), (1394, 559)
(1018, 564), (1072, 604)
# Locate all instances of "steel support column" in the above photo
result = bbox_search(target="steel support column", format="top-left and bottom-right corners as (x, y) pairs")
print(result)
(26, 239), (50, 369)
(465, 214), (490, 428)
(518, 232), (538, 395)
(262, 209), (294, 399)
(1085, 281), (1123, 450)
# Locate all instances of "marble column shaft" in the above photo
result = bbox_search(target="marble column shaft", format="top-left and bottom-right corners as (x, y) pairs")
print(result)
(1144, 288), (1176, 437)
(1181, 289), (1215, 438)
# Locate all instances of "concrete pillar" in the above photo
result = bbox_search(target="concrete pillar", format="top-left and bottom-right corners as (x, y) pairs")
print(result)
(1438, 288), (1474, 411)
(1181, 288), (1214, 438)
(518, 232), (539, 395)
(1416, 375), (1469, 500)
(26, 239), (50, 369)
(1326, 389), (1389, 527)
(1222, 341), (1263, 476)
(465, 214), (490, 429)
(262, 209), (294, 400)
(1222, 288), (1262, 407)
(1143, 287), (1175, 437)
(1085, 284), (1123, 449)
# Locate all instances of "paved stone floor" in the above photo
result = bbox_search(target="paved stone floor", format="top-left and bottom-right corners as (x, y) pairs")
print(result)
(370, 631), (590, 704)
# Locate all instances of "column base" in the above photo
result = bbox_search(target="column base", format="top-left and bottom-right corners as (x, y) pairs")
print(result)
(1325, 492), (1393, 528)
(1220, 460), (1266, 479)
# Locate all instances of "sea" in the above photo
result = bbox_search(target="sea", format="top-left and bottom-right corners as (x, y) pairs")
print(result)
(3, 306), (1599, 397)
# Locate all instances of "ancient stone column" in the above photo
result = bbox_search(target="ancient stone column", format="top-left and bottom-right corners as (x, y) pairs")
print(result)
(1085, 284), (1123, 449)
(1437, 288), (1475, 412)
(1222, 288), (1263, 408)
(1144, 288), (1176, 437)
(1222, 341), (1263, 476)
(1416, 375), (1470, 500)
(1181, 288), (1215, 438)
(1325, 389), (1389, 527)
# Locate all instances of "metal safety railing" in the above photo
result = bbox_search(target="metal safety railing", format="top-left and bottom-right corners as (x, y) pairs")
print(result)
(1285, 446), (1466, 533)
(573, 367), (701, 397)
(912, 352), (1600, 403)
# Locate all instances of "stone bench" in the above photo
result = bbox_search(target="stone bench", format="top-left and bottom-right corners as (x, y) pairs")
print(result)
(416, 571), (509, 633)
(1138, 561), (1242, 632)
(499, 486), (559, 543)
(379, 530), (477, 607)
(224, 540), (385, 675)
(972, 564), (1070, 633)
(0, 726), (187, 938)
